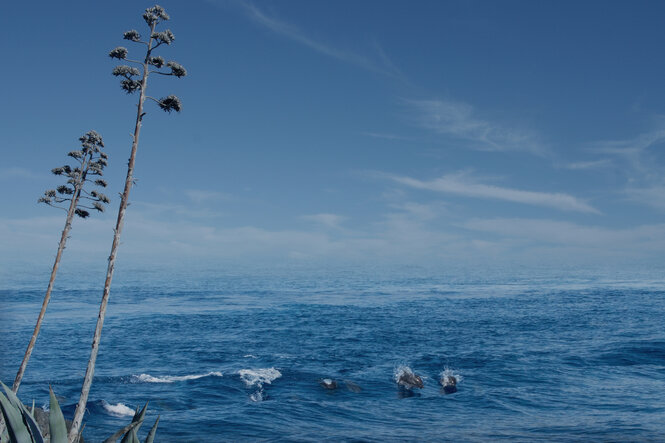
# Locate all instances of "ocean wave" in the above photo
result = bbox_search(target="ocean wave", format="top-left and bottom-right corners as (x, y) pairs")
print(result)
(238, 368), (282, 388)
(239, 367), (282, 402)
(101, 400), (135, 417)
(132, 371), (223, 383)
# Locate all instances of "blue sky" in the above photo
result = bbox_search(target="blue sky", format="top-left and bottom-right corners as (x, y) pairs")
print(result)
(1, 0), (665, 271)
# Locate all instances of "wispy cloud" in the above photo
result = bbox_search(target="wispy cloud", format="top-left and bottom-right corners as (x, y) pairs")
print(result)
(624, 186), (665, 211)
(462, 217), (665, 252)
(564, 159), (613, 170)
(0, 167), (45, 180)
(361, 132), (409, 141)
(301, 213), (347, 229)
(230, 1), (404, 79)
(589, 124), (665, 179)
(185, 189), (231, 205)
(588, 121), (665, 209)
(406, 99), (548, 155)
(387, 171), (599, 214)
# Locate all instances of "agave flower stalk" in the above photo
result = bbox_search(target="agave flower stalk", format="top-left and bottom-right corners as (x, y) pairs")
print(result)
(68, 5), (185, 441)
(0, 132), (109, 440)
(11, 131), (109, 394)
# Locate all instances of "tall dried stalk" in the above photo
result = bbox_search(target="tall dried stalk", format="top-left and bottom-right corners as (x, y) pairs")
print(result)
(68, 5), (185, 442)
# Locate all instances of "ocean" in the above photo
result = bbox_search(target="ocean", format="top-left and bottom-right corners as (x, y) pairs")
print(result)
(2, 264), (665, 441)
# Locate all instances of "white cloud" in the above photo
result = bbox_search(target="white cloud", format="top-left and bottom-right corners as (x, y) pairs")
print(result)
(462, 217), (665, 253)
(624, 186), (665, 211)
(184, 189), (231, 204)
(564, 159), (612, 170)
(0, 167), (45, 180)
(388, 171), (599, 214)
(229, 1), (404, 79)
(301, 213), (347, 229)
(406, 99), (548, 155)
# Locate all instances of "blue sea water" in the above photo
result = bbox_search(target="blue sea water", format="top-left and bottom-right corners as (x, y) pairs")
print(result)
(2, 265), (665, 442)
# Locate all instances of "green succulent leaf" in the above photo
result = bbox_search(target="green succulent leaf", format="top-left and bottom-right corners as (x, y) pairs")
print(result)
(49, 386), (68, 443)
(121, 402), (147, 442)
(0, 382), (37, 443)
(0, 392), (30, 443)
(102, 420), (141, 443)
(144, 416), (159, 443)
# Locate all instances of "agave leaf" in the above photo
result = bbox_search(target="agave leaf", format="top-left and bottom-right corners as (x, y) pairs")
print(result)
(0, 382), (43, 443)
(144, 416), (159, 443)
(19, 407), (43, 443)
(120, 401), (147, 442)
(102, 420), (140, 443)
(0, 391), (32, 443)
(48, 386), (68, 443)
(0, 382), (22, 411)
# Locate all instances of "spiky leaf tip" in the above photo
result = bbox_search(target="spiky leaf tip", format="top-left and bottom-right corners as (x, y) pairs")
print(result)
(52, 167), (64, 175)
(123, 30), (141, 42)
(158, 95), (182, 113)
(68, 150), (83, 159)
(75, 208), (90, 218)
(93, 202), (105, 212)
(166, 61), (187, 77)
(109, 47), (128, 59)
(94, 179), (108, 187)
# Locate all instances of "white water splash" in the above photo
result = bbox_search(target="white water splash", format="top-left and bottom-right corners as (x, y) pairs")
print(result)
(238, 368), (282, 388)
(439, 368), (463, 384)
(101, 401), (135, 417)
(133, 371), (223, 383)
(239, 367), (282, 401)
(393, 365), (415, 383)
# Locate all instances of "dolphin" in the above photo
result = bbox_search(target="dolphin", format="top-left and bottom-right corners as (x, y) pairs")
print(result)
(319, 378), (338, 390)
(344, 380), (362, 393)
(440, 374), (457, 394)
(396, 368), (424, 389)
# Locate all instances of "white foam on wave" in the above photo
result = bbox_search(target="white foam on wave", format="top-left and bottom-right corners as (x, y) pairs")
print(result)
(238, 368), (282, 402)
(101, 400), (135, 417)
(133, 371), (223, 383)
(238, 368), (282, 388)
(249, 391), (264, 402)
(243, 354), (258, 359)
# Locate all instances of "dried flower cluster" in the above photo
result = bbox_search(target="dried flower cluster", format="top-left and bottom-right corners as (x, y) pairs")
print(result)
(39, 130), (110, 218)
(108, 4), (186, 108)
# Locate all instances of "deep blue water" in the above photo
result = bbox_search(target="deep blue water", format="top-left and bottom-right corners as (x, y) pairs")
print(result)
(2, 265), (665, 442)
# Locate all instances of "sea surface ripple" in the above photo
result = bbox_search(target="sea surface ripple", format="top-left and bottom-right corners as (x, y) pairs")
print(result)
(1, 266), (664, 441)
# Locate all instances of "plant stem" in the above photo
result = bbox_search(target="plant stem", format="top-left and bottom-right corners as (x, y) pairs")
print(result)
(67, 23), (156, 443)
(0, 155), (91, 438)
